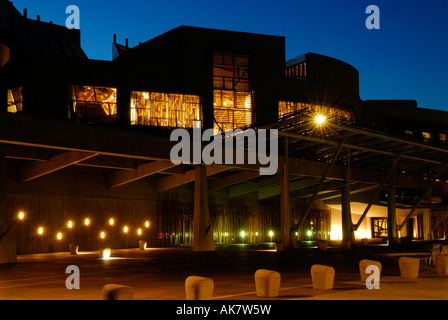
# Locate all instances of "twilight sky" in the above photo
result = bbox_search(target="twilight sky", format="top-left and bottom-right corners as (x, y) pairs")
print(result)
(11, 0), (448, 111)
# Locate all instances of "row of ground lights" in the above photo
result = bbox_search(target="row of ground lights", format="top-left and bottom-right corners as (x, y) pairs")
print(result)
(17, 211), (150, 240)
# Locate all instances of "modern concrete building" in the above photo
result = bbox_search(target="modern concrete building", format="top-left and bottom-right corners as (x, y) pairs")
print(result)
(1, 1), (448, 263)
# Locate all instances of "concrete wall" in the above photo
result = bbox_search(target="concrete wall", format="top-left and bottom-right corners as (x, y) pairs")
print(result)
(7, 166), (158, 254)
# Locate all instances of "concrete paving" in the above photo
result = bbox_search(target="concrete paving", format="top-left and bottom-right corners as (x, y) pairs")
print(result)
(0, 242), (447, 300)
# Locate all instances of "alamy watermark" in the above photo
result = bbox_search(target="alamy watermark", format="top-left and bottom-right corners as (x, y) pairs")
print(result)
(65, 265), (80, 289)
(170, 128), (279, 175)
(65, 5), (80, 30)
(365, 5), (380, 30)
(365, 265), (380, 289)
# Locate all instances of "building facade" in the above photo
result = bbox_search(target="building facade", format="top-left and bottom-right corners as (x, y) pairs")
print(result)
(1, 1), (448, 261)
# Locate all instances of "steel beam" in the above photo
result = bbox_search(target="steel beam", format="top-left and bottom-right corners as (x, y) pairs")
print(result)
(353, 155), (402, 231)
(398, 164), (447, 231)
(293, 143), (343, 230)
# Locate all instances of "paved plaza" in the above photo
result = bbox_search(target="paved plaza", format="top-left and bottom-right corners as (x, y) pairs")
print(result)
(0, 242), (447, 301)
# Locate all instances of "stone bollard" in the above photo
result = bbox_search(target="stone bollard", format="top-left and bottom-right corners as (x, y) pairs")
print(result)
(185, 276), (214, 300)
(398, 257), (420, 279)
(69, 243), (79, 255)
(359, 259), (382, 282)
(254, 269), (281, 298)
(102, 284), (135, 300)
(434, 255), (448, 274)
(139, 240), (147, 250)
(311, 264), (335, 290)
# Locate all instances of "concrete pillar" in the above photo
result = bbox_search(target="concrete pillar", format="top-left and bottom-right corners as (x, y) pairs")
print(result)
(341, 179), (352, 249)
(0, 146), (16, 263)
(387, 174), (398, 245)
(422, 209), (432, 241)
(280, 136), (290, 248)
(341, 150), (352, 249)
(193, 165), (214, 251)
(117, 86), (130, 127)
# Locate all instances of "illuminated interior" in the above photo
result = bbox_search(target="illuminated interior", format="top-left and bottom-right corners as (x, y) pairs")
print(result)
(278, 101), (353, 121)
(213, 52), (253, 133)
(285, 62), (306, 77)
(71, 85), (117, 123)
(7, 87), (23, 113)
(130, 91), (202, 128)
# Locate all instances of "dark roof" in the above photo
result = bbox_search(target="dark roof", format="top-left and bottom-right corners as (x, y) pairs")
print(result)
(3, 0), (87, 60)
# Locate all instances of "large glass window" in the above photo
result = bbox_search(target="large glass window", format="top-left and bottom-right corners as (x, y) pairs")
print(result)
(130, 91), (201, 128)
(371, 218), (388, 238)
(7, 87), (23, 113)
(213, 52), (253, 133)
(279, 101), (353, 121)
(71, 85), (117, 123)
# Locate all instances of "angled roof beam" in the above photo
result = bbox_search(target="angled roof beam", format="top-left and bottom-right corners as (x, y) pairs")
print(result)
(398, 164), (447, 231)
(293, 143), (343, 230)
(156, 165), (229, 192)
(319, 184), (378, 201)
(258, 177), (321, 200)
(353, 155), (402, 231)
(21, 151), (98, 182)
(208, 170), (260, 192)
(78, 155), (137, 170)
(107, 160), (178, 188)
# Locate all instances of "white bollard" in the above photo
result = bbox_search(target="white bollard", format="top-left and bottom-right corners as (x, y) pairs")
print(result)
(359, 259), (382, 282)
(254, 269), (281, 298)
(102, 284), (135, 300)
(311, 264), (335, 290)
(185, 276), (214, 300)
(398, 257), (420, 279)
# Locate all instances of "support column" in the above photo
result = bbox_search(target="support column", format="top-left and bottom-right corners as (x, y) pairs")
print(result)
(341, 148), (352, 249)
(341, 180), (352, 249)
(387, 174), (398, 245)
(422, 209), (432, 241)
(0, 145), (16, 263)
(193, 165), (214, 251)
(280, 136), (290, 249)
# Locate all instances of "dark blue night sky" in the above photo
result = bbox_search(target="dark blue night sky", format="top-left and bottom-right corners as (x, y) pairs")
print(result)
(10, 0), (448, 111)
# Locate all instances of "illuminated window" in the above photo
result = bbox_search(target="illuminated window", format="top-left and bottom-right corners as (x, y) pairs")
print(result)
(404, 130), (413, 136)
(371, 218), (387, 238)
(130, 91), (201, 128)
(439, 133), (446, 143)
(7, 87), (23, 113)
(71, 85), (117, 123)
(213, 52), (254, 133)
(278, 101), (353, 121)
(286, 62), (306, 78)
(422, 132), (431, 141)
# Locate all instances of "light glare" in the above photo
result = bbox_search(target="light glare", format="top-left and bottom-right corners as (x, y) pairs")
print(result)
(314, 114), (327, 125)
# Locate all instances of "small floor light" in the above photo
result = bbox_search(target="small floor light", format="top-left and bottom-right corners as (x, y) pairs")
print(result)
(101, 248), (111, 259)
